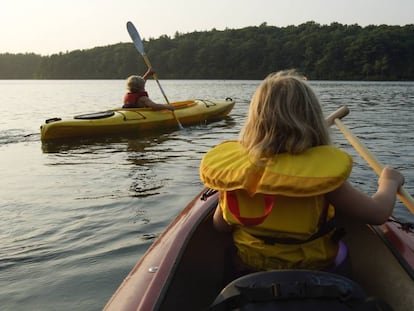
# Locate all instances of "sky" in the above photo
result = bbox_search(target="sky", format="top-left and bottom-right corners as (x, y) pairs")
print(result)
(1, 0), (413, 56)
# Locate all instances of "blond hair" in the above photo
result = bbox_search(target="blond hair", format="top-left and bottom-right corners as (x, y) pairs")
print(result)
(239, 69), (331, 158)
(126, 75), (145, 92)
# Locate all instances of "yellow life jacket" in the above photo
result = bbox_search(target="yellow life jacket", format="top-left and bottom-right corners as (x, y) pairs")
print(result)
(200, 141), (353, 271)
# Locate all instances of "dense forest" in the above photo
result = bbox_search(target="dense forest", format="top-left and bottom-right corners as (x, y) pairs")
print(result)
(1, 22), (413, 80)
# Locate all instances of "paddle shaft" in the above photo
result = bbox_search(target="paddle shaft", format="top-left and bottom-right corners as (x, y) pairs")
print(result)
(334, 117), (414, 213)
(142, 54), (183, 129)
(141, 54), (170, 105)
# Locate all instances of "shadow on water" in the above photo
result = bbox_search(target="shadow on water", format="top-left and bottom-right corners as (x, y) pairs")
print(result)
(40, 128), (174, 154)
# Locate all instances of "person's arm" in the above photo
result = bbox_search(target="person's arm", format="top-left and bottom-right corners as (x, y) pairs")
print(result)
(326, 166), (404, 225)
(142, 67), (155, 81)
(213, 205), (233, 232)
(138, 96), (175, 111)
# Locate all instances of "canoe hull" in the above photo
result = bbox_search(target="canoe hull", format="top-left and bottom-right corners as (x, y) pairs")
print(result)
(40, 99), (235, 140)
(104, 189), (414, 311)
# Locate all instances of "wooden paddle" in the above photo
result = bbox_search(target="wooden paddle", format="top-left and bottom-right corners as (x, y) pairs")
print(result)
(126, 21), (184, 130)
(332, 109), (414, 214)
(326, 105), (349, 126)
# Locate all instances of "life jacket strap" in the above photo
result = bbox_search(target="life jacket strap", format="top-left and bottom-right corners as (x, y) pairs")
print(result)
(252, 218), (345, 245)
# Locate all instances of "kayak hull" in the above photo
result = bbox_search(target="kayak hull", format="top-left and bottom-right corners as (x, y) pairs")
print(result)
(40, 99), (235, 140)
(104, 189), (414, 311)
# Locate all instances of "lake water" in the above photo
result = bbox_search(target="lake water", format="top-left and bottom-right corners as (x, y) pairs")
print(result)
(1, 79), (414, 310)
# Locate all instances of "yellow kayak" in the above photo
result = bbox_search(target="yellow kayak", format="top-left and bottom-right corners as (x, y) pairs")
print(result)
(40, 98), (235, 140)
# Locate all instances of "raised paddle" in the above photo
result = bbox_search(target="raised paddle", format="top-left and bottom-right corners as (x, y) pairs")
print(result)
(126, 21), (184, 130)
(333, 111), (414, 214)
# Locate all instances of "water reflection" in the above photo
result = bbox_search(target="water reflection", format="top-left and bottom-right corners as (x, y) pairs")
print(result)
(40, 128), (173, 154)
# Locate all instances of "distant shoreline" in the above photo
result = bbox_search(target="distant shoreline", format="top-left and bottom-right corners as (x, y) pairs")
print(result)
(1, 23), (413, 81)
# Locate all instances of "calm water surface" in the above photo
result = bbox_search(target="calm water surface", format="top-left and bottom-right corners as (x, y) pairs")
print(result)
(1, 79), (414, 310)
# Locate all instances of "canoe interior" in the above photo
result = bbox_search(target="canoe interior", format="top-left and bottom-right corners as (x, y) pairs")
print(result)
(105, 189), (414, 311)
(341, 218), (414, 310)
(157, 208), (232, 310)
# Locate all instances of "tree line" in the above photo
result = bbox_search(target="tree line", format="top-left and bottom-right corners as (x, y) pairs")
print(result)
(1, 22), (413, 80)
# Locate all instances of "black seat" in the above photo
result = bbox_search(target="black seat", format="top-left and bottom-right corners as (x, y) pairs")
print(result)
(208, 270), (392, 311)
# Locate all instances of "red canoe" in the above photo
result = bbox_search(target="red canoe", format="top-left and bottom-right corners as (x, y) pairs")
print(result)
(104, 188), (414, 311)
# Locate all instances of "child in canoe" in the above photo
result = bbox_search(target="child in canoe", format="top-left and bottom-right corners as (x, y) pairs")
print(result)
(200, 69), (404, 276)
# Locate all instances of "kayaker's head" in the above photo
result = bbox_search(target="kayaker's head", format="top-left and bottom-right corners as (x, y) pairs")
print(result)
(126, 75), (146, 92)
(239, 69), (331, 158)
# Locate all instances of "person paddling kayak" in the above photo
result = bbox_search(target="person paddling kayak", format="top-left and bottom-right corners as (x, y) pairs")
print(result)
(123, 67), (175, 111)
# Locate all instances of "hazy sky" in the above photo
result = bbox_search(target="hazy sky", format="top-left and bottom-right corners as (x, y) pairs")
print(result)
(1, 0), (413, 55)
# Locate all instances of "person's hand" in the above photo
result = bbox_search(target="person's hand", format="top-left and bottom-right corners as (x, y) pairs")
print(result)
(378, 166), (405, 188)
(142, 67), (156, 81)
(146, 67), (155, 76)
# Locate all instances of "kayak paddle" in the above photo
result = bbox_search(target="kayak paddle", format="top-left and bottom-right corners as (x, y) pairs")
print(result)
(126, 21), (184, 130)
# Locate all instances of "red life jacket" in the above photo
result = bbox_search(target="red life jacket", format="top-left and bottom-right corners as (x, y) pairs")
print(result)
(123, 91), (149, 108)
